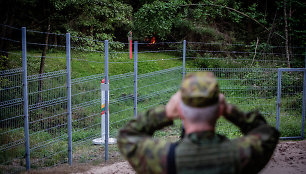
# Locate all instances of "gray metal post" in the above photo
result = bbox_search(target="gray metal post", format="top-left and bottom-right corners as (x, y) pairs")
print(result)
(276, 69), (282, 130)
(301, 48), (306, 138)
(181, 40), (187, 138)
(104, 40), (109, 161)
(66, 33), (72, 165)
(180, 40), (187, 138)
(22, 27), (30, 171)
(134, 41), (138, 118)
(183, 40), (186, 79)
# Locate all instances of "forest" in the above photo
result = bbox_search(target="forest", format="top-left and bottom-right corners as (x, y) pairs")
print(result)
(0, 0), (305, 69)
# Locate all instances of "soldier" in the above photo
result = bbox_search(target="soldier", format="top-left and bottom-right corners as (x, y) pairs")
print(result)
(118, 72), (279, 174)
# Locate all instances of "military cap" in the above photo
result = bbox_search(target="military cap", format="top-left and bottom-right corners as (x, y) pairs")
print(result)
(180, 72), (219, 108)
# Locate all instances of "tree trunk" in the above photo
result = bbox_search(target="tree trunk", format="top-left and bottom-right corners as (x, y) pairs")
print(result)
(38, 20), (51, 102)
(289, 2), (293, 63)
(284, 0), (290, 68)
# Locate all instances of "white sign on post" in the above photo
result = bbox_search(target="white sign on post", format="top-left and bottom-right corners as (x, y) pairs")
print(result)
(92, 79), (116, 145)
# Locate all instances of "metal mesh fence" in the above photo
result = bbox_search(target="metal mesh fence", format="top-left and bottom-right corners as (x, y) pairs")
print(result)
(68, 36), (107, 163)
(0, 25), (26, 173)
(108, 41), (134, 138)
(186, 68), (278, 136)
(277, 70), (305, 138)
(0, 68), (25, 173)
(19, 28), (68, 169)
(109, 72), (134, 136)
(137, 42), (183, 113)
(27, 70), (68, 168)
(0, 24), (305, 172)
(137, 67), (183, 113)
(71, 73), (105, 162)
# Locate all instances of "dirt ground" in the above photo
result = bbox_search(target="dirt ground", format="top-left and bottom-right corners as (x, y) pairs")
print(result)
(26, 140), (306, 174)
(259, 140), (306, 174)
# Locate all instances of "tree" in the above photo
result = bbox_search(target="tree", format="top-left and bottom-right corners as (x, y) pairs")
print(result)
(133, 0), (270, 42)
(0, 0), (133, 70)
(133, 0), (184, 40)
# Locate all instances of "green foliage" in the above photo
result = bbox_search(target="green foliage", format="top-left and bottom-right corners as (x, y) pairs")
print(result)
(54, 0), (132, 49)
(134, 0), (184, 40)
(132, 0), (272, 43)
(53, 0), (133, 34)
(0, 55), (9, 70)
(275, 0), (306, 47)
(72, 129), (99, 142)
(0, 129), (25, 165)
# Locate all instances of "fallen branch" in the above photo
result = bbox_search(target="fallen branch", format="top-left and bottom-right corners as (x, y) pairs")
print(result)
(252, 37), (259, 66)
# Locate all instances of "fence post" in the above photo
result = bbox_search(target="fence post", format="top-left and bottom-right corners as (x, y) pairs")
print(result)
(180, 40), (186, 138)
(183, 40), (186, 79)
(301, 48), (306, 138)
(66, 33), (72, 165)
(276, 69), (281, 130)
(104, 40), (109, 161)
(134, 41), (138, 118)
(22, 27), (30, 171)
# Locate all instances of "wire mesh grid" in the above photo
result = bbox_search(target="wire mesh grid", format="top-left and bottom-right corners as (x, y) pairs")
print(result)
(278, 71), (305, 137)
(0, 25), (26, 173)
(108, 72), (134, 135)
(186, 68), (279, 137)
(19, 29), (68, 169)
(136, 42), (183, 113)
(70, 72), (104, 161)
(27, 70), (68, 168)
(137, 66), (183, 113)
(0, 68), (25, 173)
(68, 37), (105, 163)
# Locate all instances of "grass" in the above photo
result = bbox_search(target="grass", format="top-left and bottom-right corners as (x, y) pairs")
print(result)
(5, 49), (191, 77)
(1, 49), (305, 172)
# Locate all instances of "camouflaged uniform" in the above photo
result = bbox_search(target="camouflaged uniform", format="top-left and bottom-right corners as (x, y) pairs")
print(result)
(118, 72), (279, 174)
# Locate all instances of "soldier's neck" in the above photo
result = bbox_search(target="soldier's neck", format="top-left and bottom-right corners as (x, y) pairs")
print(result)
(184, 121), (215, 135)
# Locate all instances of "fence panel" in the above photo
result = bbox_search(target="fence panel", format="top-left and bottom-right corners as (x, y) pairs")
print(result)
(277, 69), (305, 139)
(186, 68), (278, 137)
(0, 68), (25, 173)
(71, 73), (105, 162)
(106, 41), (135, 147)
(27, 70), (68, 168)
(137, 42), (184, 112)
(109, 72), (134, 134)
(137, 67), (183, 113)
(69, 35), (108, 163)
(21, 27), (69, 169)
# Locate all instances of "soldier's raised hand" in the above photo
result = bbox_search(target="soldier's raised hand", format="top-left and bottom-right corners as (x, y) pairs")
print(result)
(166, 91), (181, 120)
